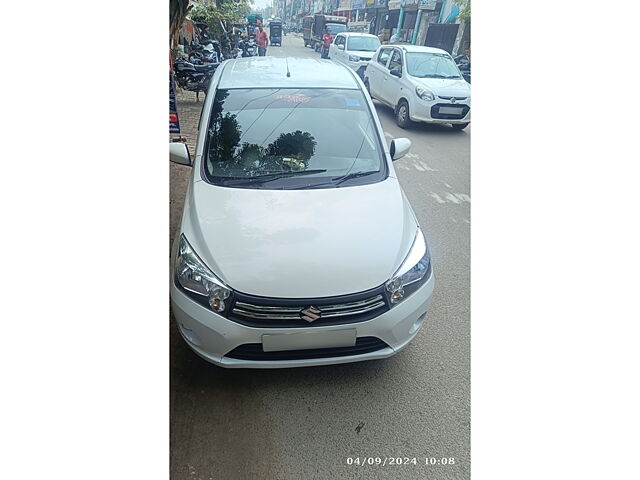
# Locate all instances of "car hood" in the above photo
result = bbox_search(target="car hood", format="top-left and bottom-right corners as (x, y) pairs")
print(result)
(183, 178), (418, 298)
(414, 77), (470, 97)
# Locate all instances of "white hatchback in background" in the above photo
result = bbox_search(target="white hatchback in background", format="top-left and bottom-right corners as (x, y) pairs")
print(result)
(169, 57), (435, 368)
(364, 45), (471, 130)
(329, 32), (381, 78)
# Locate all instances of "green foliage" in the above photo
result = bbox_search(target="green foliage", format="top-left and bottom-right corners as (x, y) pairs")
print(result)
(454, 0), (470, 23)
(190, 1), (253, 33)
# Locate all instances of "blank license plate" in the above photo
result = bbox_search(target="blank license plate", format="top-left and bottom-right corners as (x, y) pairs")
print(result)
(262, 329), (356, 352)
(439, 106), (464, 115)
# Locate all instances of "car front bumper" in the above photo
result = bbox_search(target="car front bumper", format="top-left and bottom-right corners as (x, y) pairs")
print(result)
(170, 272), (435, 368)
(409, 97), (471, 124)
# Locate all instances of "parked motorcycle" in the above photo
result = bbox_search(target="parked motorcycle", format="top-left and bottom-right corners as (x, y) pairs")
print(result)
(173, 59), (218, 101)
(237, 38), (257, 57)
(454, 55), (471, 83)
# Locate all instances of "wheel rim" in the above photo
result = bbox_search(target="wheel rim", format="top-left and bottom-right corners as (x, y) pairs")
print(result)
(398, 105), (407, 122)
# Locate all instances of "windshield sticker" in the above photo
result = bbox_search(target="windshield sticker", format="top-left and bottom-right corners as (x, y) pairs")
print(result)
(277, 94), (311, 103)
(345, 98), (361, 107)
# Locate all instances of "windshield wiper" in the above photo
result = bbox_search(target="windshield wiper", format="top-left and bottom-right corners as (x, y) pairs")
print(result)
(333, 170), (378, 186)
(220, 169), (327, 186)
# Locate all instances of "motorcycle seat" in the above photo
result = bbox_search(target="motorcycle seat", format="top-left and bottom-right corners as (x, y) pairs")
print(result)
(194, 64), (217, 72)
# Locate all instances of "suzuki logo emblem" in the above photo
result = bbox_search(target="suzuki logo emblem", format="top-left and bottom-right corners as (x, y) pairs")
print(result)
(451, 97), (456, 103)
(300, 306), (322, 322)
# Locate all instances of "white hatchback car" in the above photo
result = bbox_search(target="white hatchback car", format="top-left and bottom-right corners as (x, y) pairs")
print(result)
(364, 45), (471, 130)
(329, 32), (381, 78)
(170, 57), (434, 368)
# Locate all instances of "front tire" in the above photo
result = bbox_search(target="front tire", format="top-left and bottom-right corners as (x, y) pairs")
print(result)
(395, 100), (411, 129)
(451, 122), (469, 130)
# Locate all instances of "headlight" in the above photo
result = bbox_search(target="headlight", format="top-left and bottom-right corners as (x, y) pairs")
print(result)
(416, 86), (435, 101)
(385, 229), (431, 306)
(175, 234), (232, 313)
(348, 54), (360, 62)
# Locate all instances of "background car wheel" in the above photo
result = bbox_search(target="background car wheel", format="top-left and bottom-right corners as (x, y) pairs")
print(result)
(451, 123), (469, 130)
(395, 100), (411, 129)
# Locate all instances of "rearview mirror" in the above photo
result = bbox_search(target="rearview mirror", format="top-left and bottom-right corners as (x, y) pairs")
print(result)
(337, 44), (345, 50)
(389, 69), (402, 78)
(170, 142), (192, 166)
(390, 138), (411, 161)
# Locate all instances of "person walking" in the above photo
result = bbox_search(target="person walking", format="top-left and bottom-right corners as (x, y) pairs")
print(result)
(256, 23), (269, 56)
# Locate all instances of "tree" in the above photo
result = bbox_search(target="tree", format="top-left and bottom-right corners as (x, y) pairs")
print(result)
(190, 1), (254, 35)
(454, 0), (470, 23)
(170, 0), (192, 53)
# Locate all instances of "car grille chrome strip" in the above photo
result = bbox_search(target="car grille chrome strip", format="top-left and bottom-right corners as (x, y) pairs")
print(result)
(231, 295), (386, 322)
(438, 95), (468, 100)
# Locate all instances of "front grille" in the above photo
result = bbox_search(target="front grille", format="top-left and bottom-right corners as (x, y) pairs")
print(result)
(437, 95), (468, 100)
(431, 103), (470, 120)
(228, 287), (389, 328)
(224, 336), (390, 361)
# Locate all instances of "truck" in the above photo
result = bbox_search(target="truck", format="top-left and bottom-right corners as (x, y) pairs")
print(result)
(302, 14), (348, 52)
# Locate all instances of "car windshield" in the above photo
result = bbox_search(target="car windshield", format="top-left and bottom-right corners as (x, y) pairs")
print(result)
(326, 23), (347, 35)
(347, 36), (381, 52)
(204, 88), (386, 189)
(406, 52), (461, 79)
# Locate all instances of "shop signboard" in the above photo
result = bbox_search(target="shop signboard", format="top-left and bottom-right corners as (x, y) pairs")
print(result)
(338, 0), (352, 10)
(418, 0), (437, 9)
(387, 0), (402, 10)
(352, 0), (364, 8)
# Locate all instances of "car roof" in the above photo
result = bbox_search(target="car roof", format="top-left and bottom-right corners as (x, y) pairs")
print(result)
(217, 57), (360, 89)
(339, 32), (378, 37)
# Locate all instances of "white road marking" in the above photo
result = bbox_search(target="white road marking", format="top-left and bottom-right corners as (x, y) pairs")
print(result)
(445, 193), (461, 204)
(419, 161), (437, 172)
(430, 192), (471, 205)
(430, 193), (446, 204)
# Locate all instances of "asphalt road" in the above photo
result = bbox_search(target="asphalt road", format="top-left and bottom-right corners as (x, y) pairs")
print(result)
(170, 34), (470, 480)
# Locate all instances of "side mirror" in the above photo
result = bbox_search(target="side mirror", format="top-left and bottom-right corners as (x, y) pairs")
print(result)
(389, 69), (402, 78)
(170, 142), (192, 166)
(390, 138), (411, 161)
(337, 44), (345, 50)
